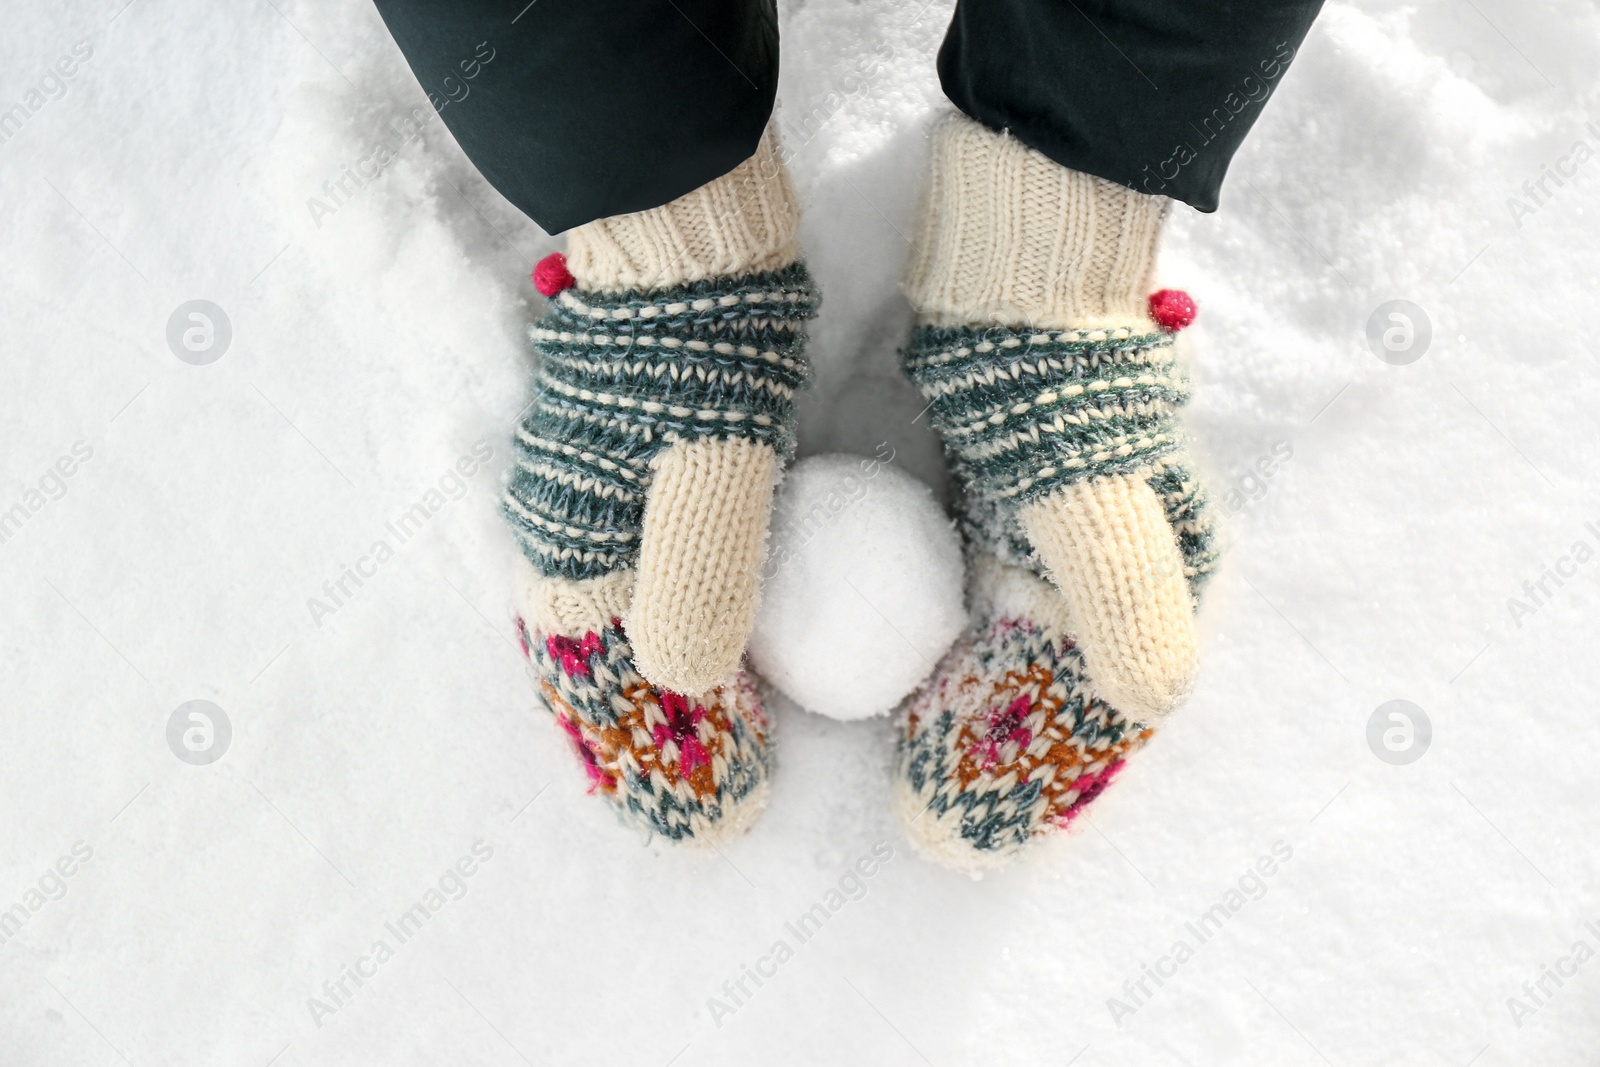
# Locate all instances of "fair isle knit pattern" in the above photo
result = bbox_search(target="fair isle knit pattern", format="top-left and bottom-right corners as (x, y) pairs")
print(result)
(516, 613), (771, 842)
(502, 263), (819, 581)
(894, 613), (1152, 869)
(902, 322), (1219, 592)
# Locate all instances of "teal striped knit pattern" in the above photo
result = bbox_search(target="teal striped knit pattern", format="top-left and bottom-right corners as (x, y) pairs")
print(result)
(503, 264), (819, 581)
(903, 322), (1218, 592)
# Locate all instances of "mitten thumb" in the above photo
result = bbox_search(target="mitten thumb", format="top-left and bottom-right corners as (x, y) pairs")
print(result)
(1020, 473), (1198, 720)
(627, 437), (777, 696)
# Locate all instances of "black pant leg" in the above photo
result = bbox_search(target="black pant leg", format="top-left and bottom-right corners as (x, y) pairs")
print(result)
(373, 0), (779, 234)
(936, 0), (1324, 211)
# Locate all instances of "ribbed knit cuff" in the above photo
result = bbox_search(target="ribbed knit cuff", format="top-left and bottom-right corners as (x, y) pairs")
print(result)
(565, 124), (801, 293)
(904, 114), (1167, 330)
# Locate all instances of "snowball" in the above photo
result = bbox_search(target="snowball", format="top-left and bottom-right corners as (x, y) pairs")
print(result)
(748, 452), (967, 720)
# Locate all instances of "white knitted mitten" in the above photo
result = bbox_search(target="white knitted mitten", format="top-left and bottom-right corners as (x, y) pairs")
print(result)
(504, 128), (817, 844)
(894, 115), (1218, 869)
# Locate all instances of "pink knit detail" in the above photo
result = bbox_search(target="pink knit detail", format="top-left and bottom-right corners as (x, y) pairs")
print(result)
(1054, 759), (1127, 826)
(556, 714), (614, 792)
(547, 631), (604, 678)
(971, 694), (1035, 769)
(654, 691), (710, 775)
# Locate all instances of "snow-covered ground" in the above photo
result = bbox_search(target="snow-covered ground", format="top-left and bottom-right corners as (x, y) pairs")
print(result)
(3, 0), (1598, 1063)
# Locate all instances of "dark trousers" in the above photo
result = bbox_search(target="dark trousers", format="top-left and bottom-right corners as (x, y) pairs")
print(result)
(374, 0), (1323, 234)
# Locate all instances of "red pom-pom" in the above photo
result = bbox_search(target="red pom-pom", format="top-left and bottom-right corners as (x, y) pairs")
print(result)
(1149, 288), (1197, 332)
(532, 252), (575, 297)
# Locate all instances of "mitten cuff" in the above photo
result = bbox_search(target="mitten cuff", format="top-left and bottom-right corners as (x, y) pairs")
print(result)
(905, 114), (1167, 330)
(566, 124), (801, 292)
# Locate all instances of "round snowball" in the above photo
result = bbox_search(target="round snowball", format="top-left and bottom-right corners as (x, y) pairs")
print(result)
(749, 452), (967, 720)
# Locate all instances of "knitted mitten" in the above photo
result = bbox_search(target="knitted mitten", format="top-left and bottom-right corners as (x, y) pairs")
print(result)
(502, 128), (818, 844)
(892, 115), (1218, 870)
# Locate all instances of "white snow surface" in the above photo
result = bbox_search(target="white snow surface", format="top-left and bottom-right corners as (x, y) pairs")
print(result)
(749, 453), (966, 721)
(3, 0), (1600, 1063)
